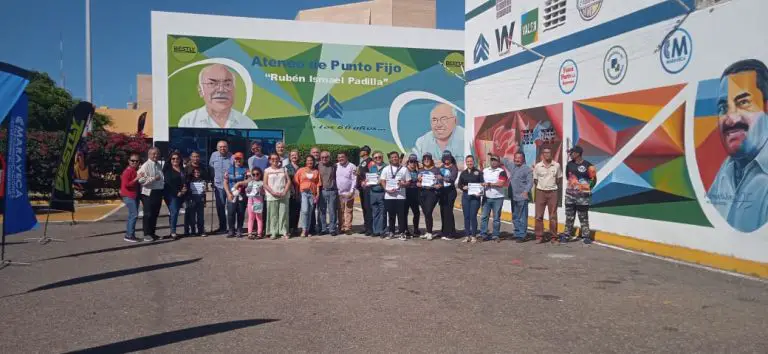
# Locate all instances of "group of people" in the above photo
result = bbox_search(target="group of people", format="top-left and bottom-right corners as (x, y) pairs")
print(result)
(119, 139), (598, 245)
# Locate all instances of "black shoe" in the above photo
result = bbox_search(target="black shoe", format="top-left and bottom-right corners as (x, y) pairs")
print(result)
(226, 233), (235, 238)
(331, 232), (338, 236)
(364, 231), (372, 236)
(345, 231), (353, 236)
(213, 228), (225, 235)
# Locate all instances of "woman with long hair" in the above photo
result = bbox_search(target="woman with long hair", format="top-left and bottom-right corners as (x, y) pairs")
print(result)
(417, 153), (441, 240)
(294, 155), (321, 237)
(457, 155), (484, 243)
(163, 151), (187, 240)
(264, 154), (291, 239)
(438, 151), (459, 240)
(120, 152), (143, 242)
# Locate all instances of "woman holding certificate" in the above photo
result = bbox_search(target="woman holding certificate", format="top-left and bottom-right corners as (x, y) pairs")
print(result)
(438, 152), (459, 240)
(457, 155), (485, 243)
(417, 153), (441, 240)
(295, 155), (321, 237)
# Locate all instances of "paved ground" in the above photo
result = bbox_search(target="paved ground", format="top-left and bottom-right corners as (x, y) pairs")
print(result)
(1, 201), (767, 353)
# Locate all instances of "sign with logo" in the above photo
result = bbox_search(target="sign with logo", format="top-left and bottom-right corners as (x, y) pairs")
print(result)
(495, 22), (516, 57)
(496, 0), (512, 19)
(474, 34), (490, 64)
(603, 45), (628, 85)
(577, 0), (603, 21)
(521, 9), (539, 46)
(558, 59), (578, 94)
(165, 35), (464, 155)
(660, 28), (693, 74)
(314, 94), (343, 119)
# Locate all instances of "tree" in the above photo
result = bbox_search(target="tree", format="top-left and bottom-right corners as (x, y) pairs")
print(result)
(25, 71), (111, 131)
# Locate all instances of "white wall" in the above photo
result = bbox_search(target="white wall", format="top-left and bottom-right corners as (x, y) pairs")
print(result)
(465, 0), (768, 263)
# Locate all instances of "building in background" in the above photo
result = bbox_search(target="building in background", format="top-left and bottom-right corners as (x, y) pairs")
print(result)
(98, 74), (153, 136)
(295, 0), (436, 28)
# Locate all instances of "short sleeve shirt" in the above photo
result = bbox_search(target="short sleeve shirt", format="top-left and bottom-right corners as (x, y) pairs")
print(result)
(534, 161), (562, 191)
(380, 165), (410, 200)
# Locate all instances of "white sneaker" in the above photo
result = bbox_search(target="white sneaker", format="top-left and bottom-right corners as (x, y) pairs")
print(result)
(425, 233), (433, 240)
(462, 237), (471, 243)
(441, 236), (453, 241)
(398, 234), (407, 241)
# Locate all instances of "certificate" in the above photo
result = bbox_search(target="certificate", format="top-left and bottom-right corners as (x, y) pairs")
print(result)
(386, 179), (399, 191)
(468, 183), (484, 196)
(366, 173), (379, 186)
(421, 174), (435, 187)
(191, 182), (205, 195)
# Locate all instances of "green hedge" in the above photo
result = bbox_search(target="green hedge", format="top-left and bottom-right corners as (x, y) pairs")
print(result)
(284, 144), (361, 165)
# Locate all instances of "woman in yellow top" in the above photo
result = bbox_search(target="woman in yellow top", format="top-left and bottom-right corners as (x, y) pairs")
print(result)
(293, 155), (321, 237)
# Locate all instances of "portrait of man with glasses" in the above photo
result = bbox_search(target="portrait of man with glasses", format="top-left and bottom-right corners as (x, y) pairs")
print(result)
(411, 103), (464, 165)
(178, 63), (258, 129)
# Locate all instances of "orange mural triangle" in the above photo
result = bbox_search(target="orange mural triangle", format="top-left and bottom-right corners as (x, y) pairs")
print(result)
(580, 84), (686, 106)
(658, 104), (685, 151)
(693, 116), (719, 147)
(577, 101), (662, 122)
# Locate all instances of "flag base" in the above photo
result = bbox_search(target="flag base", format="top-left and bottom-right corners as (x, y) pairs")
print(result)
(0, 259), (31, 270)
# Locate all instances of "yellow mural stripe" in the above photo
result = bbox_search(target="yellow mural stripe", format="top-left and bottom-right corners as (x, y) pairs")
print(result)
(694, 116), (719, 147)
(578, 101), (663, 122)
(448, 200), (768, 279)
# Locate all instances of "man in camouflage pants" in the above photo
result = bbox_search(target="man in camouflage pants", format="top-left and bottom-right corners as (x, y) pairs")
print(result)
(561, 146), (597, 244)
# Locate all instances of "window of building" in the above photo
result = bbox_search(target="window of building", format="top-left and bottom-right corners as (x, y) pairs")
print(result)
(543, 0), (567, 31)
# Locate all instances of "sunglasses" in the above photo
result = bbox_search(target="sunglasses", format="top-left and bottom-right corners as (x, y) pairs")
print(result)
(171, 157), (179, 160)
(374, 156), (383, 159)
(129, 160), (140, 163)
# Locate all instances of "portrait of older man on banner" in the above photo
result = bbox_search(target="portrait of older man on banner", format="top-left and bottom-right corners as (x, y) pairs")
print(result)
(707, 59), (768, 232)
(411, 103), (465, 162)
(178, 63), (258, 129)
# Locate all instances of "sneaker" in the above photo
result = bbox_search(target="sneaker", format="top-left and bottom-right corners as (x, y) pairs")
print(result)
(171, 233), (181, 240)
(331, 231), (338, 237)
(270, 235), (277, 240)
(470, 236), (478, 244)
(143, 236), (155, 242)
(584, 237), (593, 245)
(226, 233), (235, 238)
(425, 233), (433, 240)
(441, 236), (453, 241)
(462, 237), (471, 243)
(124, 236), (139, 243)
(398, 234), (407, 241)
(385, 232), (394, 240)
(201, 233), (208, 237)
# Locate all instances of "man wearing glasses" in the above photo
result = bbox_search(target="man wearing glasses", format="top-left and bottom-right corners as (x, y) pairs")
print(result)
(178, 63), (258, 129)
(411, 103), (465, 164)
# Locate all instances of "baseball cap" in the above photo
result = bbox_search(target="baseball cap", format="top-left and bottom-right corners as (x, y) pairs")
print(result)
(408, 154), (418, 162)
(568, 145), (584, 154)
(422, 152), (433, 160)
(360, 145), (371, 153)
(488, 154), (500, 161)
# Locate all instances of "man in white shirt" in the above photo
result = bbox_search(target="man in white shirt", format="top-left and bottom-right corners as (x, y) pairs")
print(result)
(533, 147), (562, 242)
(380, 151), (411, 240)
(137, 147), (165, 241)
(178, 64), (258, 129)
(480, 155), (508, 241)
(412, 103), (465, 164)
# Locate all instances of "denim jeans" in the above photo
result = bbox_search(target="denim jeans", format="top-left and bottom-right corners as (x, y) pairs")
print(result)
(480, 197), (504, 239)
(300, 191), (316, 231)
(461, 192), (481, 237)
(227, 197), (247, 235)
(165, 193), (183, 235)
(214, 187), (228, 231)
(513, 200), (529, 239)
(123, 196), (139, 237)
(369, 191), (385, 235)
(318, 189), (338, 233)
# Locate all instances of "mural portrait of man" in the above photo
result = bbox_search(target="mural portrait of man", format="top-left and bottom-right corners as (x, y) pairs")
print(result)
(411, 103), (465, 162)
(707, 59), (768, 232)
(178, 63), (258, 129)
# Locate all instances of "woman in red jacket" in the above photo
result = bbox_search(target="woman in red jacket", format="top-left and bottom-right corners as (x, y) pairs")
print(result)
(120, 152), (144, 242)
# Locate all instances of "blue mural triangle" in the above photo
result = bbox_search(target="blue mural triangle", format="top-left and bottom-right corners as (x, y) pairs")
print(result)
(580, 103), (644, 132)
(591, 163), (654, 205)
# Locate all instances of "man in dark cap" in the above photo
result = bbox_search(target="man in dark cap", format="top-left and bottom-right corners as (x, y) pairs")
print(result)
(561, 145), (597, 244)
(357, 145), (373, 235)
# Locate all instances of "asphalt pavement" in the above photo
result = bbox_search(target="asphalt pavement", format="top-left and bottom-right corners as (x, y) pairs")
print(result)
(1, 202), (767, 353)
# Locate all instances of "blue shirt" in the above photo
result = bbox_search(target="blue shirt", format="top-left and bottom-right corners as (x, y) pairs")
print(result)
(248, 154), (269, 171)
(412, 126), (465, 162)
(707, 144), (768, 233)
(508, 164), (534, 202)
(209, 152), (233, 189)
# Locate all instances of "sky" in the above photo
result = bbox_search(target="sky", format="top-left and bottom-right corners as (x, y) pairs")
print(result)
(0, 0), (465, 109)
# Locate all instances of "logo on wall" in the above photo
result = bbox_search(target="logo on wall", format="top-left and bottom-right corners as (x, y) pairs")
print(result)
(660, 28), (693, 74)
(171, 37), (199, 62)
(314, 94), (343, 119)
(577, 0), (603, 21)
(495, 21), (516, 56)
(474, 34), (490, 64)
(603, 45), (628, 85)
(559, 59), (578, 94)
(496, 0), (512, 19)
(521, 8), (539, 46)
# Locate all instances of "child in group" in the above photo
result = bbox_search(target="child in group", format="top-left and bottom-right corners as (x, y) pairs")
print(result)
(246, 167), (265, 239)
(185, 167), (207, 237)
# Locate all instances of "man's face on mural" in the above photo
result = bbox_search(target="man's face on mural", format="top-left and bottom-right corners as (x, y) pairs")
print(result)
(199, 64), (235, 113)
(430, 104), (457, 141)
(717, 70), (767, 156)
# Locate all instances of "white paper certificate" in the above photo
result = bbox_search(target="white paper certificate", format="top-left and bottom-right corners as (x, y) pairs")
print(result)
(468, 183), (484, 196)
(366, 173), (379, 186)
(421, 174), (435, 187)
(386, 179), (399, 191)
(191, 182), (205, 195)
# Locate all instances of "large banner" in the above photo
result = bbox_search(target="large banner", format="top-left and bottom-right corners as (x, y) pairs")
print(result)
(4, 93), (37, 235)
(166, 35), (465, 159)
(50, 102), (93, 212)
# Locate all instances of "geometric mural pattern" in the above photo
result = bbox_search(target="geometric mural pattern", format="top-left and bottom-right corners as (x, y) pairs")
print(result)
(573, 84), (711, 226)
(167, 35), (464, 153)
(692, 78), (730, 191)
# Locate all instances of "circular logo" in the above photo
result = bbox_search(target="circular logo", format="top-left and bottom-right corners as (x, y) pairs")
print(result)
(577, 0), (603, 21)
(558, 59), (578, 94)
(660, 28), (693, 74)
(577, 165), (587, 173)
(473, 170), (480, 175)
(603, 45), (628, 85)
(171, 37), (198, 62)
(443, 52), (465, 77)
